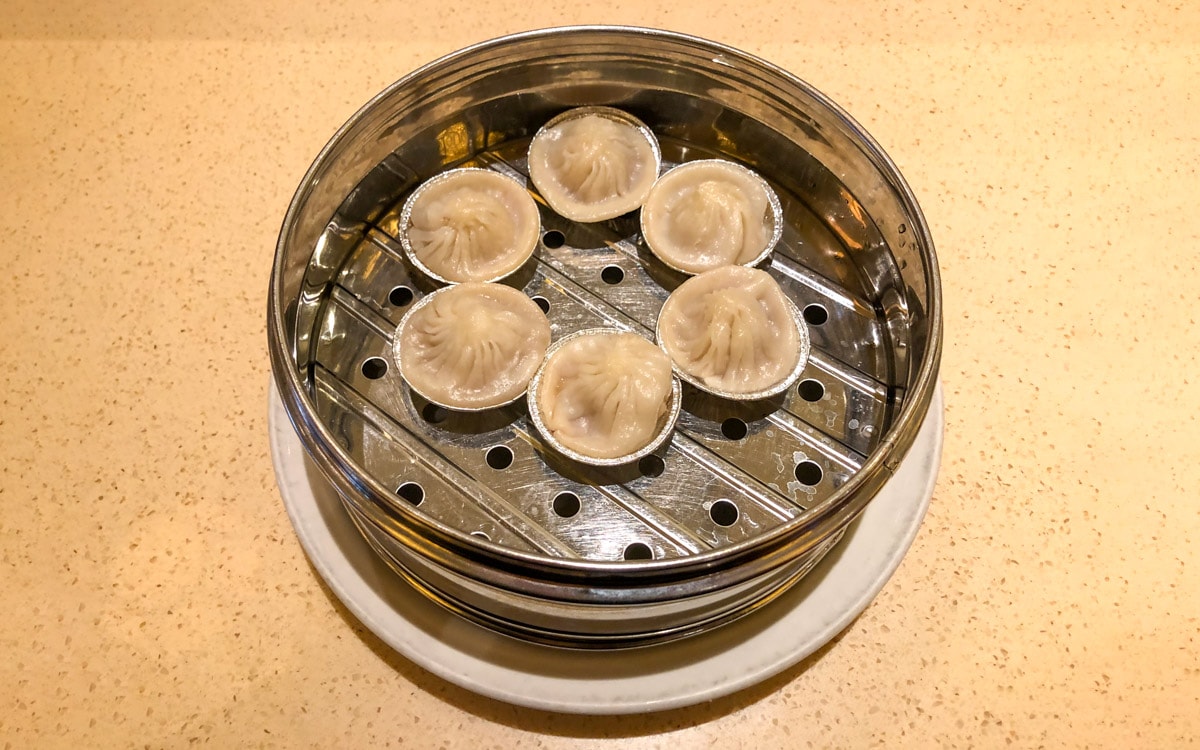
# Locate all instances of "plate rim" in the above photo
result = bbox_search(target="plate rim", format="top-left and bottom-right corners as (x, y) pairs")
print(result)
(268, 379), (943, 714)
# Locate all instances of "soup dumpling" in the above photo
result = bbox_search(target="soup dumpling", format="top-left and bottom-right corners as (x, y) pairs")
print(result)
(401, 168), (540, 283)
(394, 282), (551, 410)
(641, 159), (781, 275)
(532, 330), (676, 461)
(657, 266), (807, 398)
(528, 107), (661, 223)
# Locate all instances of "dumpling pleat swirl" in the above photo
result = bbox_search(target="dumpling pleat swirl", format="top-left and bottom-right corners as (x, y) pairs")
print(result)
(676, 286), (775, 386)
(658, 266), (802, 396)
(414, 300), (522, 392)
(528, 108), (661, 223)
(401, 169), (540, 283)
(548, 118), (643, 204)
(641, 159), (779, 275)
(663, 180), (764, 269)
(407, 191), (518, 278)
(536, 332), (674, 460)
(396, 283), (551, 410)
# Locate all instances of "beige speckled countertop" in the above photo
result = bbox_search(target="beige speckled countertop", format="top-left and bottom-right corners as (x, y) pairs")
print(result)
(3, 1), (1198, 747)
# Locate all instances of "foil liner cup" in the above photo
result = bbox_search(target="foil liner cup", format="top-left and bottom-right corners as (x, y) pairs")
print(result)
(528, 106), (663, 222)
(656, 298), (810, 401)
(527, 328), (682, 466)
(392, 283), (550, 412)
(640, 159), (784, 275)
(398, 168), (541, 284)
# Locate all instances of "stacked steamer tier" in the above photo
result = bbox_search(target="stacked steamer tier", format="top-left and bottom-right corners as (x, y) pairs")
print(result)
(267, 27), (942, 648)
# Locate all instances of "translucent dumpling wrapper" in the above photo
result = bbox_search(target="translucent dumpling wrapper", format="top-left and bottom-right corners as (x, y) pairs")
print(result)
(393, 282), (551, 410)
(400, 168), (540, 283)
(529, 329), (680, 464)
(527, 107), (661, 223)
(641, 159), (782, 275)
(656, 266), (809, 399)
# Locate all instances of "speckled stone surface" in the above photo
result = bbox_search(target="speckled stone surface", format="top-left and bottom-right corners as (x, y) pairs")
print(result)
(2, 1), (1198, 747)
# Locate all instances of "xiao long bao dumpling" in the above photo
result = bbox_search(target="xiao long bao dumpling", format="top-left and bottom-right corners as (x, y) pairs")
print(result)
(640, 159), (782, 275)
(393, 283), (551, 411)
(657, 266), (809, 400)
(400, 168), (541, 283)
(527, 107), (661, 223)
(529, 330), (680, 464)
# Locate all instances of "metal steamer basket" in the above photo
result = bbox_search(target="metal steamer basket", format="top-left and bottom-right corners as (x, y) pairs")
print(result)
(268, 27), (942, 649)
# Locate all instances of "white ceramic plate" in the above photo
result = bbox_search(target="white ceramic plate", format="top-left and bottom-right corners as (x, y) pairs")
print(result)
(269, 382), (943, 714)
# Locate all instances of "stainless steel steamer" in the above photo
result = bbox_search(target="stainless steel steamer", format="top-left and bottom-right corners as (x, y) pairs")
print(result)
(268, 27), (942, 648)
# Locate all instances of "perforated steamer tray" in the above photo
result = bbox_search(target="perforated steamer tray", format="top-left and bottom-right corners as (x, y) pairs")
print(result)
(267, 26), (942, 649)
